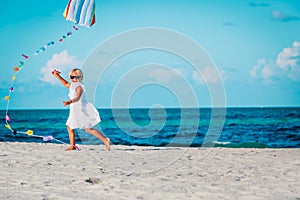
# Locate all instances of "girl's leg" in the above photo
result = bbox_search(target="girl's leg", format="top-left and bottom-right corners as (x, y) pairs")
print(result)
(66, 126), (76, 151)
(85, 128), (110, 151)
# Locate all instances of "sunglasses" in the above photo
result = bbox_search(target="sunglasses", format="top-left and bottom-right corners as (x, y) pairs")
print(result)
(70, 75), (81, 79)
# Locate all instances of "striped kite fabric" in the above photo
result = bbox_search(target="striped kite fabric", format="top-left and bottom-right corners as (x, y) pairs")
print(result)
(64, 0), (96, 28)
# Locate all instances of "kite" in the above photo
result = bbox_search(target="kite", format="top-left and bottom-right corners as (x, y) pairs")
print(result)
(3, 0), (96, 146)
(64, 0), (96, 28)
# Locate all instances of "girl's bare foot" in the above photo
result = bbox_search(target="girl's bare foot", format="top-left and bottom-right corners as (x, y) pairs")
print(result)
(65, 146), (76, 151)
(105, 138), (110, 151)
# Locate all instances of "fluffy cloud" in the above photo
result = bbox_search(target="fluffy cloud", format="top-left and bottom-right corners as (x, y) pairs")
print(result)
(148, 65), (225, 85)
(276, 41), (300, 81)
(149, 68), (173, 83)
(272, 11), (300, 22)
(250, 59), (276, 82)
(192, 66), (224, 84)
(40, 50), (81, 84)
(250, 41), (300, 82)
(149, 68), (186, 84)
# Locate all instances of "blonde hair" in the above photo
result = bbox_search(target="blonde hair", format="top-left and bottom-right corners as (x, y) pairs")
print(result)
(69, 68), (83, 81)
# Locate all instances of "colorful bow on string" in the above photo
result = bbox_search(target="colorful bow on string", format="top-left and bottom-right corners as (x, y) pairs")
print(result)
(3, 0), (97, 148)
(4, 123), (67, 144)
(43, 136), (54, 142)
(3, 26), (79, 145)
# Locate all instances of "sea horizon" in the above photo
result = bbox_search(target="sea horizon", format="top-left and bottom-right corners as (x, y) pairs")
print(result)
(2, 105), (300, 111)
(1, 107), (300, 148)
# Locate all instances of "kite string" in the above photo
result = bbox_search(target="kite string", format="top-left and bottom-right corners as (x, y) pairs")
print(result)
(3, 25), (79, 144)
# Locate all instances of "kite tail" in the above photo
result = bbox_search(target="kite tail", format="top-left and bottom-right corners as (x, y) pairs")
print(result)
(3, 24), (79, 144)
(3, 0), (96, 146)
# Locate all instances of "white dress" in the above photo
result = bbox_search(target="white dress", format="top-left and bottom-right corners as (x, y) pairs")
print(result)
(66, 82), (101, 129)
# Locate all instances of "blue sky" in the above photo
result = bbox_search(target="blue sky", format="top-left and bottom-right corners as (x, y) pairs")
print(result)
(0, 0), (300, 109)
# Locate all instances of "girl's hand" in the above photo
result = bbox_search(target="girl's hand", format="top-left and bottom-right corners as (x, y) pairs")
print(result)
(52, 69), (61, 78)
(63, 100), (72, 106)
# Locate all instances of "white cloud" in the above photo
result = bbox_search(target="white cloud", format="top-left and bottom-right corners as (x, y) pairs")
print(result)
(261, 64), (274, 80)
(40, 50), (81, 84)
(192, 66), (222, 84)
(149, 69), (172, 83)
(192, 71), (203, 83)
(149, 68), (186, 84)
(250, 59), (276, 82)
(276, 41), (300, 81)
(272, 11), (300, 22)
(250, 59), (265, 78)
(277, 41), (300, 68)
(250, 41), (300, 82)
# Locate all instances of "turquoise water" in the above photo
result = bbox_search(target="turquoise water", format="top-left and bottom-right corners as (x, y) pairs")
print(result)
(1, 107), (300, 148)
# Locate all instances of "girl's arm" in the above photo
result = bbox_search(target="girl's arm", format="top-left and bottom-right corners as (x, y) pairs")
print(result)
(52, 71), (70, 88)
(63, 86), (83, 106)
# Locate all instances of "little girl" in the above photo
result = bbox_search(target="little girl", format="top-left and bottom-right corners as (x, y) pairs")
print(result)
(52, 68), (110, 151)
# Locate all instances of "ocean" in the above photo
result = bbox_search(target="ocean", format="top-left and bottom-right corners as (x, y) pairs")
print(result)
(1, 107), (300, 148)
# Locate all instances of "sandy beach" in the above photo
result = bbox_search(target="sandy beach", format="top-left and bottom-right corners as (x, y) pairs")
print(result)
(0, 142), (299, 200)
